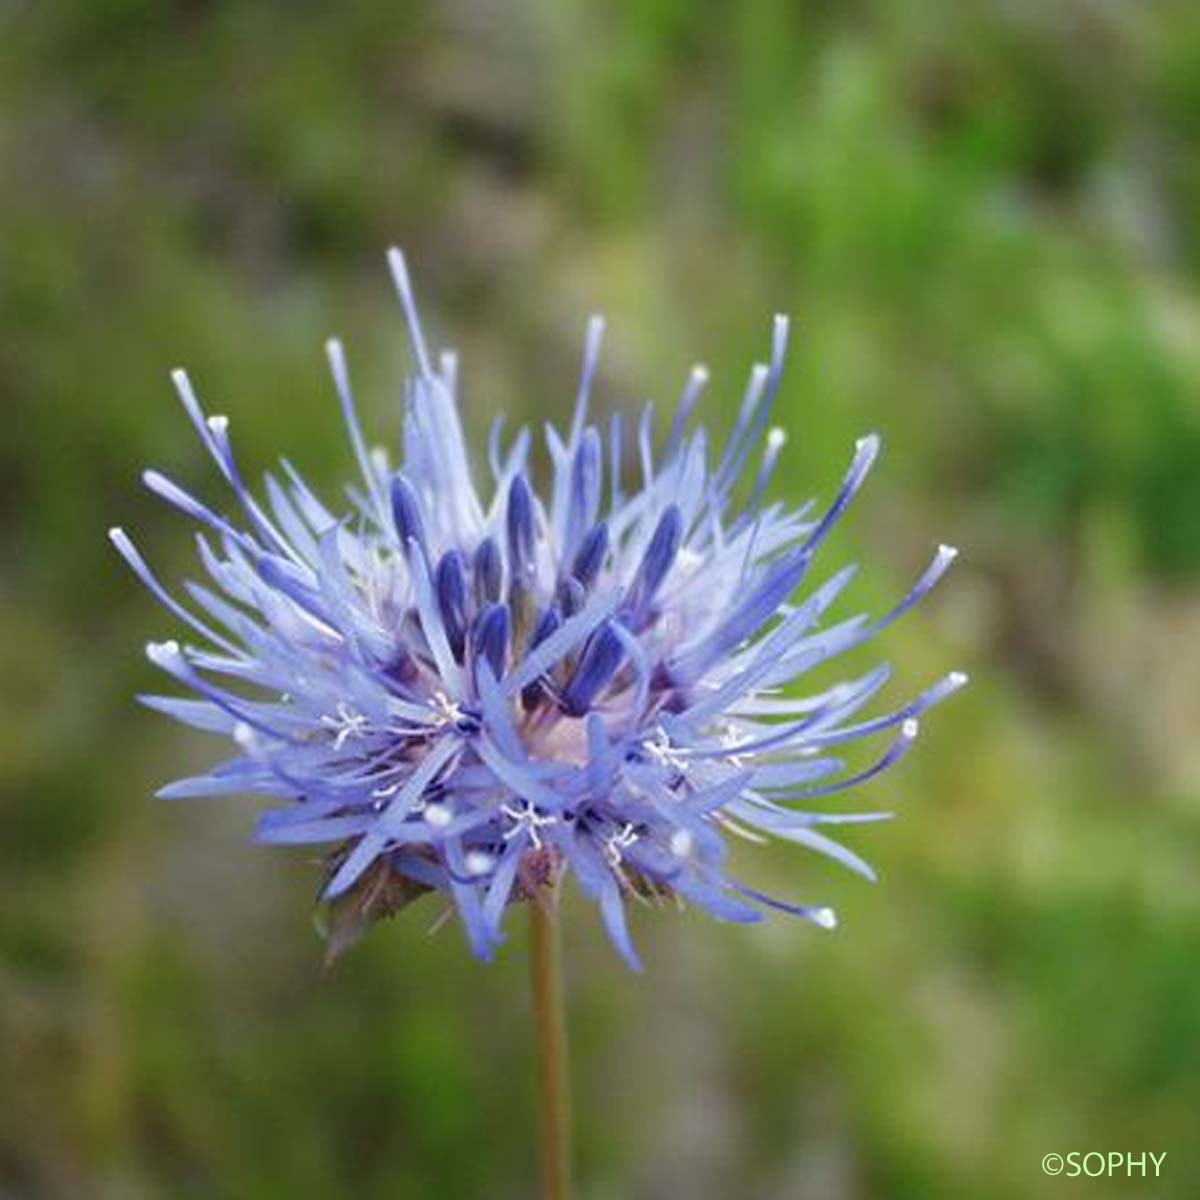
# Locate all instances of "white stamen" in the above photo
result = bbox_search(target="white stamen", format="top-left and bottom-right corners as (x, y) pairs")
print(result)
(767, 427), (787, 451)
(604, 823), (639, 868)
(644, 726), (688, 772)
(321, 702), (371, 750)
(429, 690), (466, 728)
(501, 802), (557, 849)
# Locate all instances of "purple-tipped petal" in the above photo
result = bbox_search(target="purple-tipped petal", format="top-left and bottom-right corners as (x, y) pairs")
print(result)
(561, 622), (624, 716)
(390, 472), (428, 561)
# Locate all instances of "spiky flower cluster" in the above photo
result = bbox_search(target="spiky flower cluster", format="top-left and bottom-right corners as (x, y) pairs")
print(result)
(113, 250), (964, 968)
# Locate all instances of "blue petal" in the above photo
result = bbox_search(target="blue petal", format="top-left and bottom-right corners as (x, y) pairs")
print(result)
(138, 694), (237, 735)
(730, 881), (837, 929)
(568, 315), (605, 449)
(482, 837), (526, 937)
(475, 662), (524, 761)
(600, 876), (642, 971)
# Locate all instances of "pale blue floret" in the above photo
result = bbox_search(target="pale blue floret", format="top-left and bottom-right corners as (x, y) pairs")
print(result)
(113, 249), (966, 969)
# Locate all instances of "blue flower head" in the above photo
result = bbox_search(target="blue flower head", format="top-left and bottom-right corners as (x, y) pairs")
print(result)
(113, 250), (965, 969)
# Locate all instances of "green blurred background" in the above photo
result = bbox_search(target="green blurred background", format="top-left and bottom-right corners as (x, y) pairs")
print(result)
(3, 2), (1200, 1197)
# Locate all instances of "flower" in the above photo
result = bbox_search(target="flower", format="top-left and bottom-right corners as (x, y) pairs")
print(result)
(113, 249), (965, 969)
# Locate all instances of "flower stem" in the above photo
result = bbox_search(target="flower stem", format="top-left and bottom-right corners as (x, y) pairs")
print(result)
(528, 880), (572, 1200)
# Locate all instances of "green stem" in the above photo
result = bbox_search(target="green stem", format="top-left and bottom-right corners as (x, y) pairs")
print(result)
(528, 880), (573, 1200)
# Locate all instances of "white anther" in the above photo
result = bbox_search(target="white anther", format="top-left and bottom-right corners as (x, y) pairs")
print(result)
(902, 718), (919, 740)
(767, 427), (787, 451)
(501, 802), (557, 850)
(206, 415), (229, 435)
(937, 543), (959, 563)
(948, 670), (969, 689)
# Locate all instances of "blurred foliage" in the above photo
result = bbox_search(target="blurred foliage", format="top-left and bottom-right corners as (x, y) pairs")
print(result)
(2, 1), (1200, 1197)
